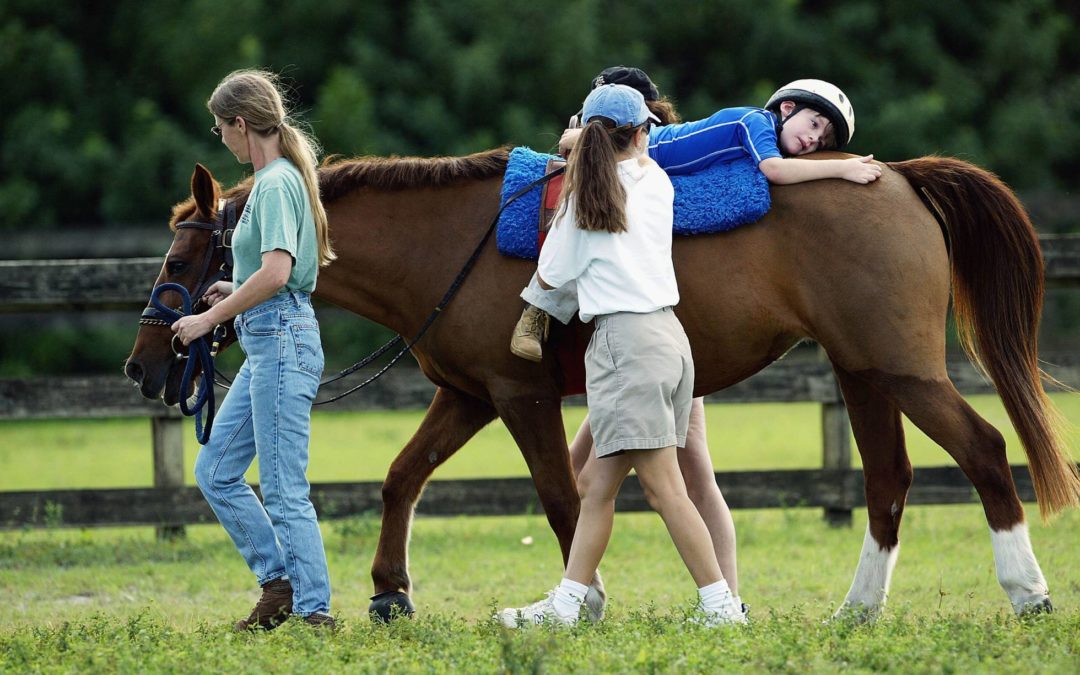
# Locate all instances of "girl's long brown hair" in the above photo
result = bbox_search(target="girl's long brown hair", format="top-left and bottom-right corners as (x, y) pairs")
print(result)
(648, 96), (681, 125)
(559, 118), (643, 233)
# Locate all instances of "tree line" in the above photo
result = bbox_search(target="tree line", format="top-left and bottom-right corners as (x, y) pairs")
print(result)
(3, 0), (1078, 230)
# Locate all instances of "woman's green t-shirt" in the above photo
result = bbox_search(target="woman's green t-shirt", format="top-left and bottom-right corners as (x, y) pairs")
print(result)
(231, 157), (318, 293)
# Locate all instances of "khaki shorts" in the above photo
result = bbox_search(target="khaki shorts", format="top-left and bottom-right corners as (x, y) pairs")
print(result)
(585, 307), (694, 457)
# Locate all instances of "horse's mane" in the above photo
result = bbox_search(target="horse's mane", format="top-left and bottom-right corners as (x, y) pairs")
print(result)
(168, 147), (512, 227)
(319, 146), (511, 203)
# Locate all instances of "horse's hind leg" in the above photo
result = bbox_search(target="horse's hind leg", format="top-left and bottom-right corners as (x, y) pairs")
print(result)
(867, 372), (1051, 615)
(369, 386), (497, 619)
(831, 366), (912, 622)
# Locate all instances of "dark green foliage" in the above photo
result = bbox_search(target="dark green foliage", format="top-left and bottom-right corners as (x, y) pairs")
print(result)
(2, 1), (1077, 374)
(0, 307), (396, 376)
(0, 314), (138, 377)
(1, 0), (1078, 230)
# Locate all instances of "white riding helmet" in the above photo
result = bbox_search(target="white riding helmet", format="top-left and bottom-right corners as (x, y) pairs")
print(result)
(765, 79), (855, 149)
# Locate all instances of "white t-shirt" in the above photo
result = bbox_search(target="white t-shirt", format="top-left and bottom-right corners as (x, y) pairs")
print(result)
(537, 157), (678, 322)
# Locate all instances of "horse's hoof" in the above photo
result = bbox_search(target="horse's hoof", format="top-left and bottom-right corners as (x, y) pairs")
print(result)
(369, 590), (416, 622)
(1017, 597), (1053, 617)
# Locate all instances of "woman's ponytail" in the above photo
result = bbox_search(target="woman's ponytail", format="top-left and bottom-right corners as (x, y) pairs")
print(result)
(278, 122), (335, 266)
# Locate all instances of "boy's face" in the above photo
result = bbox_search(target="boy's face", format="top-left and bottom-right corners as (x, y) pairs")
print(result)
(777, 102), (836, 156)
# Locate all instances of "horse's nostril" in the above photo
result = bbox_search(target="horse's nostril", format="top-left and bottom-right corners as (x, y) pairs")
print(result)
(125, 361), (144, 384)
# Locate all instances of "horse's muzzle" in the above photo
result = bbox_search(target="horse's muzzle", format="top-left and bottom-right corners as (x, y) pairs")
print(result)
(124, 357), (168, 402)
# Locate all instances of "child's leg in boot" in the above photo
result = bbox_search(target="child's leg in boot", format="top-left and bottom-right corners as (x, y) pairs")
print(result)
(511, 273), (579, 361)
(510, 303), (549, 362)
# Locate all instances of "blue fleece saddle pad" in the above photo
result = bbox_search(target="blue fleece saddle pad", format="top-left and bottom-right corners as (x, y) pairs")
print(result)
(496, 146), (771, 259)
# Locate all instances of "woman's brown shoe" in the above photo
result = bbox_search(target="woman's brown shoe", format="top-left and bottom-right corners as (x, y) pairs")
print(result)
(302, 612), (337, 631)
(234, 578), (293, 631)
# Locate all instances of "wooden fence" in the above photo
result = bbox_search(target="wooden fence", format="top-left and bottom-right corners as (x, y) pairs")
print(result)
(2, 234), (1079, 536)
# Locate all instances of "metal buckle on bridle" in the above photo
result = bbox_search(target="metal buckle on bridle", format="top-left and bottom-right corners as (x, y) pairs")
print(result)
(170, 333), (189, 362)
(210, 324), (227, 357)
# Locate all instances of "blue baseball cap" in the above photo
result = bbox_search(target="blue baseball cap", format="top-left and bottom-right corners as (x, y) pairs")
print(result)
(582, 84), (660, 128)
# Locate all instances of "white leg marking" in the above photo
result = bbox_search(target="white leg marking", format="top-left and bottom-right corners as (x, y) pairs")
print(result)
(990, 523), (1049, 614)
(835, 524), (898, 621)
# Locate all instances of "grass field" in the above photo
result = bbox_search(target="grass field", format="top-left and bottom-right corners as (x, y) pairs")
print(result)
(2, 397), (1080, 672)
(2, 506), (1079, 672)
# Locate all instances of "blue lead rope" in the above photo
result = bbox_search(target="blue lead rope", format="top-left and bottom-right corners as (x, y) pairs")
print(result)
(150, 283), (217, 444)
(144, 165), (566, 441)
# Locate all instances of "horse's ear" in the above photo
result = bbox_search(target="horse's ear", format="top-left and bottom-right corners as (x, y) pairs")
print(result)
(191, 163), (219, 218)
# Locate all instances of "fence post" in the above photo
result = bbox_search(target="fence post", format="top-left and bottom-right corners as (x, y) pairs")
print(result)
(819, 350), (854, 527)
(152, 416), (186, 540)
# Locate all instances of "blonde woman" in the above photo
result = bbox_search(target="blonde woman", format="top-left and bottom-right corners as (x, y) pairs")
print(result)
(172, 70), (336, 631)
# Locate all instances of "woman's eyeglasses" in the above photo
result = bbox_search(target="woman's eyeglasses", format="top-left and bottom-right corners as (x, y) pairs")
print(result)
(210, 118), (237, 136)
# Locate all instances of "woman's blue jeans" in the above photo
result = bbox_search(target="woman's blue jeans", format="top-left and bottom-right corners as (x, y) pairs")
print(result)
(194, 291), (331, 616)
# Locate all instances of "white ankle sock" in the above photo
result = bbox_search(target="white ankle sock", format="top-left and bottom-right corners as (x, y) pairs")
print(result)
(698, 579), (739, 616)
(553, 578), (588, 620)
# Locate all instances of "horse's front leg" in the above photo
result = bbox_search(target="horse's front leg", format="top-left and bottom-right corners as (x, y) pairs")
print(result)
(369, 386), (496, 620)
(495, 393), (579, 555)
(831, 367), (912, 623)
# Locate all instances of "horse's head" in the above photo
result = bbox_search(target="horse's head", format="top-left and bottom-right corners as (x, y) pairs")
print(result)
(124, 164), (240, 405)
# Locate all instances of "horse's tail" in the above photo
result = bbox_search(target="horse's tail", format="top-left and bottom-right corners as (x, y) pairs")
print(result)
(889, 156), (1080, 520)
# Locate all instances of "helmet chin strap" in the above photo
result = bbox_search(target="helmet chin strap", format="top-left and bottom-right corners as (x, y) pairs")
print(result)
(776, 103), (807, 129)
(774, 103), (808, 156)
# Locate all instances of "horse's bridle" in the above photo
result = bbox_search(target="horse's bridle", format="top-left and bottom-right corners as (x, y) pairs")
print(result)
(134, 163), (566, 413)
(139, 199), (238, 357)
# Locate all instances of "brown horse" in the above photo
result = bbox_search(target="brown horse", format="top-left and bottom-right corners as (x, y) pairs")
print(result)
(125, 148), (1080, 621)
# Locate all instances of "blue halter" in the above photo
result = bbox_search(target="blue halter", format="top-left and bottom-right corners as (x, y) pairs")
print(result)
(149, 282), (222, 444)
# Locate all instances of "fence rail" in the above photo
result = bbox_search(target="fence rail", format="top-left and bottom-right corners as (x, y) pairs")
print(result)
(0, 465), (1042, 529)
(2, 235), (1079, 534)
(1, 234), (1078, 313)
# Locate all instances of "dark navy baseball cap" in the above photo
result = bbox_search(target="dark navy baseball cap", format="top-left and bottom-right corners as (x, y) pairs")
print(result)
(591, 66), (660, 102)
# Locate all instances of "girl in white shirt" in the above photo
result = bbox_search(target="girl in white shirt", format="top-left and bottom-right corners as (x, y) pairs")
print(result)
(498, 84), (745, 628)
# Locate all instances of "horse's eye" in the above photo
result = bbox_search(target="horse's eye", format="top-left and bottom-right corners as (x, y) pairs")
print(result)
(166, 261), (188, 276)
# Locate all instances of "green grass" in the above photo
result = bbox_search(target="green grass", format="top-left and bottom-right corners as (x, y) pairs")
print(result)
(2, 506), (1079, 672)
(2, 395), (1079, 491)
(3, 397), (1080, 671)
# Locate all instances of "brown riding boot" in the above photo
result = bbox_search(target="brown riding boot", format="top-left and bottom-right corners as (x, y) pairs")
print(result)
(301, 612), (338, 632)
(234, 577), (293, 632)
(510, 304), (550, 362)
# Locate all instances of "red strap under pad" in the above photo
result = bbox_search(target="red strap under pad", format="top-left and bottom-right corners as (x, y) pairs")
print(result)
(538, 166), (586, 397)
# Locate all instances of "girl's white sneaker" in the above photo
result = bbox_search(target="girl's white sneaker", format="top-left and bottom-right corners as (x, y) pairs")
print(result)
(497, 590), (578, 628)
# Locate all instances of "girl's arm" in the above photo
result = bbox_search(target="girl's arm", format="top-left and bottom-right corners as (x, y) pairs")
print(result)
(758, 155), (881, 185)
(172, 250), (292, 345)
(559, 128), (584, 156)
